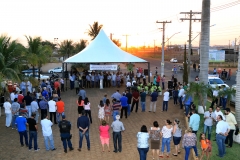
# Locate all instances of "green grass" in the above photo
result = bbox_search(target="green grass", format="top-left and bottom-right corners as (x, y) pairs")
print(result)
(196, 102), (240, 159)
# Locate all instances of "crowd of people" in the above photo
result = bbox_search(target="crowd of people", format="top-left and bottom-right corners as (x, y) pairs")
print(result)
(2, 68), (239, 160)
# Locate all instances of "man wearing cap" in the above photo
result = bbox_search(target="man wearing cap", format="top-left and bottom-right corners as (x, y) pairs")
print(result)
(111, 115), (125, 153)
(59, 115), (74, 153)
(31, 98), (39, 123)
(39, 97), (48, 120)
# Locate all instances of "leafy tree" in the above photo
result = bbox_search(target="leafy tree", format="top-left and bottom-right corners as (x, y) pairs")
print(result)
(0, 35), (25, 81)
(25, 36), (52, 78)
(218, 87), (236, 107)
(74, 39), (87, 53)
(58, 40), (74, 60)
(87, 21), (103, 40)
(183, 44), (188, 84)
(112, 39), (121, 47)
(41, 40), (57, 50)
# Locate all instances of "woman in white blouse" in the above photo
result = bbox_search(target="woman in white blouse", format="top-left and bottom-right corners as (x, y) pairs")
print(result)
(159, 119), (173, 158)
(84, 97), (92, 123)
(137, 125), (150, 160)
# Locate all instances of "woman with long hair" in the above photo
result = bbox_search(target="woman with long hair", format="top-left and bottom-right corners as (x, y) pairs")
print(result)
(172, 119), (182, 156)
(98, 100), (105, 122)
(149, 121), (161, 159)
(137, 125), (149, 160)
(159, 119), (173, 158)
(104, 99), (111, 123)
(84, 97), (92, 123)
(77, 96), (84, 116)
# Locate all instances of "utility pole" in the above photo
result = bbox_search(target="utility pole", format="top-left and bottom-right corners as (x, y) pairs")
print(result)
(154, 40), (156, 57)
(122, 34), (130, 51)
(234, 38), (237, 66)
(156, 21), (171, 77)
(180, 10), (201, 83)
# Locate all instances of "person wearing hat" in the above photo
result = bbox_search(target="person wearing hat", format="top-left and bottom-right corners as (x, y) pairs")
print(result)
(58, 115), (74, 153)
(111, 115), (125, 153)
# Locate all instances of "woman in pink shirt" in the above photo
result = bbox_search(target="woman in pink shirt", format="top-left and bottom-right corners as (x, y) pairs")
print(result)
(99, 120), (110, 152)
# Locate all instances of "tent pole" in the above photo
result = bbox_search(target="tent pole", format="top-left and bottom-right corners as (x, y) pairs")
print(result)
(62, 62), (64, 79)
(148, 62), (150, 83)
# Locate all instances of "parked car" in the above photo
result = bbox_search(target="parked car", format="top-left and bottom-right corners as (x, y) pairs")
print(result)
(48, 67), (63, 73)
(27, 73), (49, 80)
(208, 74), (229, 89)
(230, 84), (236, 105)
(21, 68), (39, 75)
(170, 58), (178, 63)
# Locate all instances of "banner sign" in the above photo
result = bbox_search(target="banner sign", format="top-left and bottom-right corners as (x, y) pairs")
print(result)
(209, 50), (225, 62)
(90, 64), (118, 70)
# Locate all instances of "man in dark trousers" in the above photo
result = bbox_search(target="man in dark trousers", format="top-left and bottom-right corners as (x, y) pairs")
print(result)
(15, 112), (28, 147)
(131, 89), (140, 113)
(39, 97), (48, 120)
(77, 110), (90, 151)
(120, 93), (128, 119)
(27, 113), (39, 151)
(125, 90), (132, 116)
(59, 115), (74, 153)
(111, 115), (125, 153)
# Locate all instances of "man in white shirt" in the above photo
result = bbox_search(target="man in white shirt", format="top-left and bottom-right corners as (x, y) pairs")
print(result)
(126, 80), (131, 89)
(48, 97), (57, 124)
(203, 106), (216, 140)
(214, 105), (225, 121)
(216, 115), (230, 158)
(41, 114), (56, 151)
(111, 72), (116, 87)
(210, 87), (219, 107)
(178, 86), (184, 109)
(162, 89), (169, 112)
(60, 78), (64, 92)
(27, 81), (32, 93)
(10, 91), (15, 103)
(224, 108), (237, 148)
(3, 98), (12, 127)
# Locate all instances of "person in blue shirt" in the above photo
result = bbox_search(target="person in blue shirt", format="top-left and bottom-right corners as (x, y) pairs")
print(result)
(182, 94), (192, 117)
(172, 88), (178, 105)
(120, 93), (128, 119)
(189, 109), (200, 135)
(140, 90), (147, 112)
(15, 112), (28, 147)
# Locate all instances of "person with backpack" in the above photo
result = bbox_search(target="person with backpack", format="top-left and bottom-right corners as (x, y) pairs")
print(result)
(58, 115), (74, 153)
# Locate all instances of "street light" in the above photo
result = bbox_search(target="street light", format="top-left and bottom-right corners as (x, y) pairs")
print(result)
(161, 31), (181, 76)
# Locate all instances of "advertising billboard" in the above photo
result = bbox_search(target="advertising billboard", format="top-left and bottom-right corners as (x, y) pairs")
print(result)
(209, 50), (225, 62)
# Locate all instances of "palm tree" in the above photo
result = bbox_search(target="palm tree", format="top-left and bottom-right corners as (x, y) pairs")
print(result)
(74, 39), (87, 53)
(186, 82), (210, 112)
(87, 21), (103, 40)
(199, 0), (210, 107)
(41, 40), (57, 50)
(112, 39), (121, 47)
(0, 35), (25, 81)
(25, 36), (52, 78)
(58, 40), (74, 59)
(218, 87), (236, 107)
(236, 43), (240, 127)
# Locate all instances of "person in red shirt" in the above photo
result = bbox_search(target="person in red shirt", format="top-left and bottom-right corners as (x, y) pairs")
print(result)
(54, 80), (60, 91)
(131, 89), (140, 112)
(56, 97), (65, 123)
(99, 120), (110, 152)
(18, 91), (24, 107)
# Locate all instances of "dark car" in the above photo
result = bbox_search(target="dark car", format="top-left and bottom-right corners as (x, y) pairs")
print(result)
(21, 68), (40, 74)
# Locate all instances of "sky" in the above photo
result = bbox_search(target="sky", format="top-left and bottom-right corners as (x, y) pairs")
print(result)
(1, 0), (240, 48)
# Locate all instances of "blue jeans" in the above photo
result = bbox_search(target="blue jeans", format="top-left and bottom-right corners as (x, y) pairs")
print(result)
(79, 130), (90, 149)
(5, 113), (12, 127)
(26, 105), (32, 118)
(161, 137), (171, 153)
(117, 81), (120, 87)
(112, 80), (116, 87)
(137, 147), (149, 160)
(43, 134), (55, 150)
(12, 115), (18, 128)
(113, 132), (122, 152)
(204, 125), (212, 140)
(216, 134), (226, 157)
(112, 110), (119, 121)
(184, 146), (198, 160)
(127, 104), (131, 115)
(162, 101), (168, 111)
(222, 98), (227, 110)
(29, 131), (38, 150)
(34, 111), (39, 123)
(61, 133), (73, 149)
(179, 97), (183, 109)
(185, 105), (190, 116)
(141, 102), (146, 112)
(19, 130), (28, 146)
(91, 81), (94, 88)
(57, 112), (65, 123)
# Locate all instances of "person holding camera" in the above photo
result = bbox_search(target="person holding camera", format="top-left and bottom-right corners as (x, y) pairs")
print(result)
(58, 115), (74, 153)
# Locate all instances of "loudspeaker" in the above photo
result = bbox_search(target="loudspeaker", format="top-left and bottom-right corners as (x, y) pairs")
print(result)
(168, 81), (173, 89)
(64, 71), (69, 78)
(144, 69), (148, 76)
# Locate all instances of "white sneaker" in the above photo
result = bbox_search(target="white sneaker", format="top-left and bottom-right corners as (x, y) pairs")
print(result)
(35, 148), (40, 151)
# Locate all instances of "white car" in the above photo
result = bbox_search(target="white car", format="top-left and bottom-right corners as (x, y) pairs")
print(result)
(170, 58), (178, 63)
(48, 67), (63, 73)
(27, 73), (50, 80)
(208, 74), (229, 89)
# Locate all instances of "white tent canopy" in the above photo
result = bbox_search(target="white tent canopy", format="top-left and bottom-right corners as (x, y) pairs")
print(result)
(64, 29), (147, 63)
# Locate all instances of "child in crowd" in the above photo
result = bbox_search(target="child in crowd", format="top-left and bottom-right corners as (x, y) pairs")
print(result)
(98, 100), (105, 123)
(199, 133), (211, 160)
